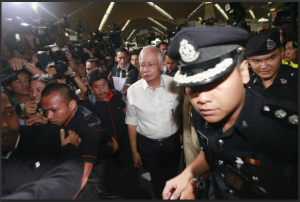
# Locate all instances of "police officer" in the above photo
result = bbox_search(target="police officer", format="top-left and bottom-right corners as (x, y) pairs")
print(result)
(245, 30), (298, 102)
(162, 26), (298, 199)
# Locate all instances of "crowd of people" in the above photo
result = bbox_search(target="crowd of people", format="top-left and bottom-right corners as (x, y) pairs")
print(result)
(1, 4), (298, 200)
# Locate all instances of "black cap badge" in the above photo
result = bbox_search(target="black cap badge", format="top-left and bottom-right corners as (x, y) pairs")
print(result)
(179, 39), (200, 63)
(267, 38), (276, 50)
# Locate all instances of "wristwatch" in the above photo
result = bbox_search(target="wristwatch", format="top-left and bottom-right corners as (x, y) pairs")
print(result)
(22, 61), (29, 69)
(191, 178), (205, 189)
(70, 72), (77, 79)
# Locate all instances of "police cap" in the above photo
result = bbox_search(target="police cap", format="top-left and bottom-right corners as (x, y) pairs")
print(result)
(244, 30), (280, 57)
(167, 26), (249, 87)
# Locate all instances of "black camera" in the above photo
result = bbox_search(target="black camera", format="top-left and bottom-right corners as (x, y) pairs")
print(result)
(273, 3), (298, 26)
(1, 58), (17, 84)
(225, 2), (251, 32)
(50, 60), (69, 79)
(66, 42), (84, 60)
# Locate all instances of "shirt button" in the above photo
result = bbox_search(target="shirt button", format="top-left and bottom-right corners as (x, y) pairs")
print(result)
(218, 139), (224, 146)
(229, 189), (234, 194)
(218, 160), (223, 165)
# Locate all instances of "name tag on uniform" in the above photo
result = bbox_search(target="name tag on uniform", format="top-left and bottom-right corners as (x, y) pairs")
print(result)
(197, 130), (209, 145)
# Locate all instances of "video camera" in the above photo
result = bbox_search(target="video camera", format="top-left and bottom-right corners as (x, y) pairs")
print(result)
(107, 24), (122, 45)
(225, 2), (251, 32)
(273, 3), (298, 26)
(201, 17), (218, 26)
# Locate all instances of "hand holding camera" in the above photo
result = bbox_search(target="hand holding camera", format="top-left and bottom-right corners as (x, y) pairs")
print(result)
(45, 63), (57, 76)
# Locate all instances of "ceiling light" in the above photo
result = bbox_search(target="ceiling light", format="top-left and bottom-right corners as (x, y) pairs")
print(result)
(205, 2), (212, 4)
(146, 2), (174, 20)
(121, 20), (131, 32)
(187, 3), (204, 21)
(248, 9), (255, 19)
(148, 17), (167, 30)
(99, 2), (115, 31)
(258, 18), (269, 22)
(152, 27), (164, 35)
(215, 4), (228, 20)
(127, 29), (136, 41)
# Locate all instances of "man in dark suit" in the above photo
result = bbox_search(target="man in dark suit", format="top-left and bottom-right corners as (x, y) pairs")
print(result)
(110, 48), (138, 96)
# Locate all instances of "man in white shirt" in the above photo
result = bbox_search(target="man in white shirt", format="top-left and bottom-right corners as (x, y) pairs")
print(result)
(125, 45), (183, 199)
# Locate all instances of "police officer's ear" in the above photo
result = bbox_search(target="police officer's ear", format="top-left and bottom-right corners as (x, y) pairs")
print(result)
(239, 60), (250, 84)
(68, 99), (77, 111)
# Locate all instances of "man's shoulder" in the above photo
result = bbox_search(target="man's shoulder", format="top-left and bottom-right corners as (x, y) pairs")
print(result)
(128, 79), (143, 92)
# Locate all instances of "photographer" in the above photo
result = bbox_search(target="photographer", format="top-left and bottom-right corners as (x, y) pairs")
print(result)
(45, 63), (87, 100)
(272, 3), (298, 47)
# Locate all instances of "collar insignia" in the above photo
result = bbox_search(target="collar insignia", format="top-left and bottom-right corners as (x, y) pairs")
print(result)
(280, 78), (287, 84)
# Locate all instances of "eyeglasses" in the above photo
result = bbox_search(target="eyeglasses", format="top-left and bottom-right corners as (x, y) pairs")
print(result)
(140, 63), (158, 70)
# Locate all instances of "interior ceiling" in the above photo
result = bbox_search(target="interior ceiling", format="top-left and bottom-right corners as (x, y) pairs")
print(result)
(2, 2), (286, 42)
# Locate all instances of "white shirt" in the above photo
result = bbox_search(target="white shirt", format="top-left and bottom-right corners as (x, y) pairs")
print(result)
(125, 75), (183, 139)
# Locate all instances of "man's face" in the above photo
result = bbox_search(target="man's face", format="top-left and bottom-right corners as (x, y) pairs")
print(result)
(7, 73), (30, 96)
(89, 79), (110, 101)
(159, 44), (168, 56)
(40, 92), (75, 126)
(186, 68), (245, 124)
(247, 48), (281, 81)
(139, 49), (163, 84)
(165, 55), (178, 72)
(2, 93), (19, 155)
(284, 41), (298, 63)
(29, 80), (46, 102)
(130, 54), (140, 69)
(115, 52), (129, 69)
(86, 61), (97, 74)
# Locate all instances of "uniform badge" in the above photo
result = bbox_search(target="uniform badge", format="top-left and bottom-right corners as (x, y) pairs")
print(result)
(35, 161), (40, 168)
(275, 109), (287, 118)
(288, 114), (298, 125)
(280, 79), (287, 84)
(179, 39), (200, 62)
(266, 38), (276, 50)
(241, 121), (249, 129)
(197, 130), (209, 145)
(125, 72), (129, 77)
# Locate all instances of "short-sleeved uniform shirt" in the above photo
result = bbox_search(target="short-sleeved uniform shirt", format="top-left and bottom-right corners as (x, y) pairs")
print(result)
(193, 89), (298, 199)
(247, 64), (298, 102)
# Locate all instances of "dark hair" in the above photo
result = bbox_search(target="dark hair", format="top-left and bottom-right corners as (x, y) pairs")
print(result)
(115, 48), (129, 56)
(87, 68), (108, 86)
(157, 42), (168, 48)
(29, 74), (57, 86)
(86, 58), (99, 67)
(130, 51), (139, 59)
(41, 83), (74, 104)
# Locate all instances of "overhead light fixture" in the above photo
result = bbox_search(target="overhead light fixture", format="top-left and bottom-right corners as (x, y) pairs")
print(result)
(248, 9), (255, 19)
(215, 4), (228, 20)
(146, 2), (174, 20)
(152, 27), (164, 35)
(268, 2), (275, 12)
(99, 2), (115, 31)
(13, 2), (23, 4)
(187, 3), (204, 21)
(127, 29), (136, 41)
(258, 18), (269, 22)
(29, 2), (38, 14)
(148, 17), (167, 30)
(121, 19), (131, 32)
(205, 2), (212, 4)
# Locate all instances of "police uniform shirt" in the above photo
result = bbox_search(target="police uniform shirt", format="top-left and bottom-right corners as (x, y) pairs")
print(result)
(111, 63), (139, 85)
(2, 124), (83, 198)
(247, 64), (298, 102)
(64, 105), (107, 164)
(125, 75), (183, 139)
(193, 89), (297, 199)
